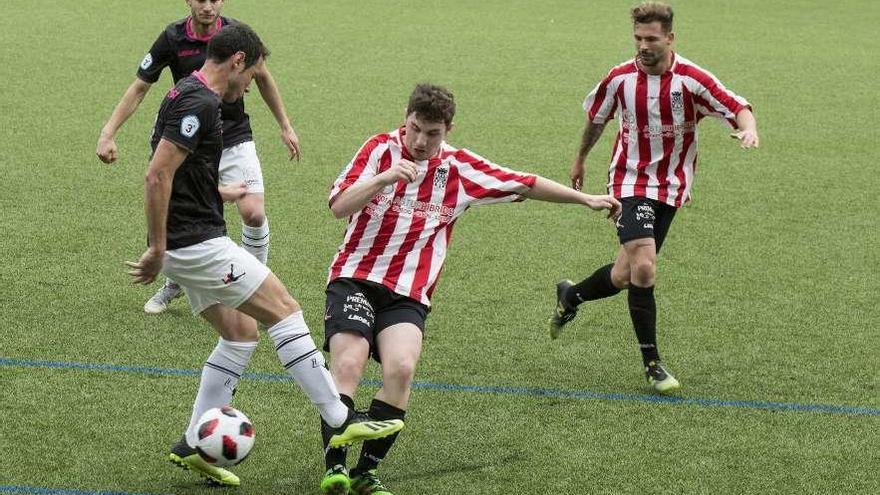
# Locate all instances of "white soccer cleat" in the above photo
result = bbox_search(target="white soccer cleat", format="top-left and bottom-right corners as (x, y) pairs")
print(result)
(144, 281), (182, 314)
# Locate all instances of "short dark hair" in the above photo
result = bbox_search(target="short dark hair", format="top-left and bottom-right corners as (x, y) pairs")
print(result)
(406, 83), (456, 127)
(631, 2), (674, 33)
(207, 23), (270, 68)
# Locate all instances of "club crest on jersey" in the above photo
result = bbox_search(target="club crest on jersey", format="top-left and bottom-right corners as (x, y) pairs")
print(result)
(181, 115), (200, 138)
(671, 91), (684, 112)
(140, 53), (153, 70)
(433, 166), (449, 190)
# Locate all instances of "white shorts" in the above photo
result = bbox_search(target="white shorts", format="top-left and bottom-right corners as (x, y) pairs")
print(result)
(163, 237), (271, 315)
(220, 140), (264, 194)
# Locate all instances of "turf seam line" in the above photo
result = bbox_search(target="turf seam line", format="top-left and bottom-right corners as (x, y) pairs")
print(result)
(1, 357), (878, 417)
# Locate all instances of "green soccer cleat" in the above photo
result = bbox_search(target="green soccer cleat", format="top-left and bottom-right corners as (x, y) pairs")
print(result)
(645, 360), (681, 394)
(548, 279), (578, 339)
(320, 464), (351, 495)
(350, 469), (393, 495)
(168, 436), (240, 487)
(328, 413), (404, 448)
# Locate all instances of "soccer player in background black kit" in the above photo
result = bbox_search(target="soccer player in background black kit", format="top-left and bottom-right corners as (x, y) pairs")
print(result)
(125, 24), (403, 487)
(98, 0), (300, 314)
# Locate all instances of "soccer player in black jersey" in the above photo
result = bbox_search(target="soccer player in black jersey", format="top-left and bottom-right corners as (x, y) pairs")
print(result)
(98, 0), (299, 314)
(125, 24), (403, 487)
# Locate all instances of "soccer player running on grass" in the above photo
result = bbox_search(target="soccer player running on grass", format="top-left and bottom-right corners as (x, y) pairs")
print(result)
(549, 2), (759, 393)
(125, 24), (402, 487)
(317, 83), (621, 495)
(99, 0), (300, 314)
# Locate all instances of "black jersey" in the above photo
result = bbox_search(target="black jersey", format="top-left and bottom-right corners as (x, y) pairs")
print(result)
(150, 72), (226, 250)
(138, 16), (252, 148)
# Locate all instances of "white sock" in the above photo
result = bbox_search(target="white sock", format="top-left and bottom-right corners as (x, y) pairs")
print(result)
(241, 219), (270, 265)
(268, 311), (349, 427)
(185, 338), (258, 446)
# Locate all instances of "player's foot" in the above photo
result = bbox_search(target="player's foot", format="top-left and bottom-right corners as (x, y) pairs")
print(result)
(168, 436), (240, 486)
(320, 464), (351, 495)
(548, 279), (578, 339)
(144, 281), (182, 314)
(350, 469), (393, 495)
(645, 360), (681, 394)
(328, 413), (404, 449)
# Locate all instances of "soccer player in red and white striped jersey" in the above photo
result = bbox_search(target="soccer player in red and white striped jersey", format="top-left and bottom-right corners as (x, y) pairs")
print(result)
(318, 83), (620, 494)
(549, 2), (759, 394)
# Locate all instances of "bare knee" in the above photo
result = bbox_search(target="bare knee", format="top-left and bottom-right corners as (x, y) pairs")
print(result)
(381, 356), (418, 389)
(630, 257), (656, 287)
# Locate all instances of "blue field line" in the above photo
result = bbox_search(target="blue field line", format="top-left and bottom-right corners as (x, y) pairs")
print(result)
(2, 357), (879, 417)
(0, 485), (157, 495)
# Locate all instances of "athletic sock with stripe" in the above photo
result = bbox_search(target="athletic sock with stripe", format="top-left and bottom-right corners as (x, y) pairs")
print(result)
(268, 311), (349, 427)
(185, 338), (257, 447)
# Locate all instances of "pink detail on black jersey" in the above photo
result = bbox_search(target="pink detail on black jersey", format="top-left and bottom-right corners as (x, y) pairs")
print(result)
(198, 418), (219, 440)
(178, 48), (201, 57)
(185, 16), (223, 42)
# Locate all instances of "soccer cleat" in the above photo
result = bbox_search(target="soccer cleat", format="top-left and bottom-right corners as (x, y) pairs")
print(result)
(168, 436), (240, 487)
(144, 280), (182, 314)
(350, 469), (393, 495)
(320, 464), (351, 495)
(645, 360), (681, 394)
(328, 413), (404, 449)
(548, 279), (578, 339)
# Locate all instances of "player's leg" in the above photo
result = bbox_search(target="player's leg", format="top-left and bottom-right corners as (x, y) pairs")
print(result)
(321, 332), (371, 494)
(168, 304), (259, 487)
(220, 141), (271, 265)
(349, 323), (421, 495)
(350, 298), (427, 495)
(549, 199), (638, 338)
(319, 279), (377, 494)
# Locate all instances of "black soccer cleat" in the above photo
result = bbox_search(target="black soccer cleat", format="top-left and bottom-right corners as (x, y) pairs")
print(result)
(549, 279), (578, 339)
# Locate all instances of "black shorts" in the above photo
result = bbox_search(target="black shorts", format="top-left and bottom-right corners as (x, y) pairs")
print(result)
(615, 197), (677, 253)
(323, 277), (429, 362)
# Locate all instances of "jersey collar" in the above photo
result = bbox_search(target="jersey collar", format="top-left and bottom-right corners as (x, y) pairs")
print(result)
(185, 16), (223, 42)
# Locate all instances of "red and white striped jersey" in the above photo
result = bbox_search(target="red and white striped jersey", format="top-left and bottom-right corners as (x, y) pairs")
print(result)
(328, 127), (537, 306)
(583, 53), (750, 207)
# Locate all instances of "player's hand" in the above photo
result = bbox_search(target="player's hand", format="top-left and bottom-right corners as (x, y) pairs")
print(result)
(96, 134), (118, 164)
(219, 182), (248, 203)
(280, 126), (301, 161)
(583, 194), (622, 219)
(570, 158), (586, 191)
(379, 159), (419, 185)
(126, 248), (164, 285)
(730, 129), (759, 149)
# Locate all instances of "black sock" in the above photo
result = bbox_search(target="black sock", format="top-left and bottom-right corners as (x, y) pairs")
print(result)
(322, 393), (355, 470)
(352, 399), (406, 476)
(567, 263), (621, 307)
(628, 285), (660, 366)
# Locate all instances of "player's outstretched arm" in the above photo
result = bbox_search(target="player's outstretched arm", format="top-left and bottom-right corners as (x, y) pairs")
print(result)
(97, 78), (153, 164)
(126, 139), (187, 285)
(330, 159), (418, 219)
(523, 176), (621, 218)
(254, 65), (301, 161)
(730, 108), (759, 149)
(570, 120), (607, 190)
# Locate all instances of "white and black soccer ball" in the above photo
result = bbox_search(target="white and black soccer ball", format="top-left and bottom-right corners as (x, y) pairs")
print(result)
(194, 406), (255, 467)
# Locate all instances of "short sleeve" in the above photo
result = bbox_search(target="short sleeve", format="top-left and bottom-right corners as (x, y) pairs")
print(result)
(455, 150), (537, 207)
(160, 92), (212, 153)
(328, 135), (387, 205)
(679, 64), (750, 129)
(137, 31), (173, 83)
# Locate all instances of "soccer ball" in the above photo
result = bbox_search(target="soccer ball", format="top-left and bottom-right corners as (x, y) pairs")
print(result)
(194, 406), (255, 467)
